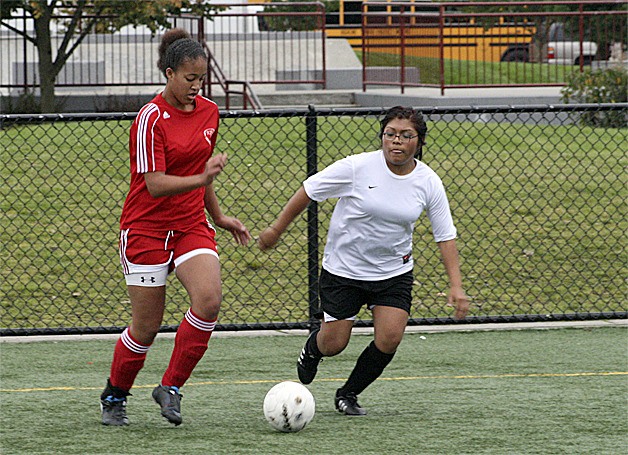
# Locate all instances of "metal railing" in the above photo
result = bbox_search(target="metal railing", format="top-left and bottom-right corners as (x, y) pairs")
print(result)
(203, 41), (263, 110)
(1, 104), (626, 336)
(216, 2), (327, 89)
(0, 4), (327, 107)
(360, 1), (627, 94)
(2, 1), (625, 111)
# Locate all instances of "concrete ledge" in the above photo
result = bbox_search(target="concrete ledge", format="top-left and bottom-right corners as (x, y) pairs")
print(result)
(353, 86), (564, 108)
(1, 319), (625, 343)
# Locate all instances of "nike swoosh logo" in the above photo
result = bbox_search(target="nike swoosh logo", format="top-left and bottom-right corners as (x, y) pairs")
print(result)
(368, 186), (377, 189)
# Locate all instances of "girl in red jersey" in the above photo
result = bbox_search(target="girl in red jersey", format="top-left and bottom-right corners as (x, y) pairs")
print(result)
(100, 28), (251, 427)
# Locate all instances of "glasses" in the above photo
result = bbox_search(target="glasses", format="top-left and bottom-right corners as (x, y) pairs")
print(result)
(382, 131), (419, 143)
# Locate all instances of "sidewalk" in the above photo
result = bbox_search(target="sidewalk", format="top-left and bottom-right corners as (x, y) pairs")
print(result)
(5, 80), (566, 113)
(1, 318), (625, 343)
(353, 85), (565, 108)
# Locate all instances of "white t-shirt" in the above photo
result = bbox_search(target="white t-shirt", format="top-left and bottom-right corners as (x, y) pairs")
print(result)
(303, 150), (457, 281)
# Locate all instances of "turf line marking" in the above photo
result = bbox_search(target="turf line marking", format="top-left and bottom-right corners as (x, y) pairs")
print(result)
(1, 371), (626, 393)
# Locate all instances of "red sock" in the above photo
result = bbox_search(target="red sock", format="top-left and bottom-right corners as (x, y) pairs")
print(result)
(109, 327), (151, 392)
(161, 309), (215, 388)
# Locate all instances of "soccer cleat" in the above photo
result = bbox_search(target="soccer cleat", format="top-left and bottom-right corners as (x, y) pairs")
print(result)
(152, 385), (183, 425)
(334, 389), (367, 416)
(100, 379), (130, 426)
(101, 396), (129, 426)
(296, 341), (322, 385)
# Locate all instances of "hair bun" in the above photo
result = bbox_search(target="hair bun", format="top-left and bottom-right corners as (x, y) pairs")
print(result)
(157, 28), (192, 71)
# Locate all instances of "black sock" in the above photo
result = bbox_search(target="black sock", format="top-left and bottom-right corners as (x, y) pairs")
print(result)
(339, 341), (395, 396)
(305, 329), (322, 358)
(101, 378), (130, 400)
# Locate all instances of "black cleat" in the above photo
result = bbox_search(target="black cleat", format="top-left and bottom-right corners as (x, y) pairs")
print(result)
(335, 389), (367, 416)
(100, 379), (130, 426)
(101, 397), (129, 426)
(296, 332), (322, 385)
(152, 385), (183, 425)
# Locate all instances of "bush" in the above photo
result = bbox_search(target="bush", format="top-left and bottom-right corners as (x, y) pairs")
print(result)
(561, 66), (627, 128)
(0, 88), (68, 114)
(1, 89), (40, 114)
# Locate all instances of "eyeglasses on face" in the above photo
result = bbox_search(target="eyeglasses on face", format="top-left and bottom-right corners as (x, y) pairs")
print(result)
(382, 131), (419, 143)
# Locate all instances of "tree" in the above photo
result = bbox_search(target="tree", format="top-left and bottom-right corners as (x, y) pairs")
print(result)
(1, 0), (223, 113)
(259, 0), (337, 32)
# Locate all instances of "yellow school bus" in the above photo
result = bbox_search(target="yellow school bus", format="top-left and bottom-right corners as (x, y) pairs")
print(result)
(325, 0), (536, 62)
(252, 0), (536, 62)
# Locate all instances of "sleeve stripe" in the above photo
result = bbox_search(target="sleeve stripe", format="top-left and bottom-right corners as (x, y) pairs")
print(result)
(135, 103), (160, 173)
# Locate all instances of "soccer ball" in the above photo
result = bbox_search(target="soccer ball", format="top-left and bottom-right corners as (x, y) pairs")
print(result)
(263, 381), (315, 433)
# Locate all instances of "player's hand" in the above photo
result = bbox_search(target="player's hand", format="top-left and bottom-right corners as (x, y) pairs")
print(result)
(202, 153), (228, 184)
(215, 215), (251, 246)
(258, 226), (281, 251)
(449, 287), (469, 320)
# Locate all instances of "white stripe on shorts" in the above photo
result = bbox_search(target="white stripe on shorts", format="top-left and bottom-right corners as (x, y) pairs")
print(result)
(174, 248), (219, 268)
(323, 311), (357, 323)
(119, 230), (130, 275)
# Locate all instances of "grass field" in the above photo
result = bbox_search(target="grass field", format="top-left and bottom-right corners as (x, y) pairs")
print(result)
(0, 326), (626, 454)
(356, 52), (578, 86)
(1, 114), (626, 330)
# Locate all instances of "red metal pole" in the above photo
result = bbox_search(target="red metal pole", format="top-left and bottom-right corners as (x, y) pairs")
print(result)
(362, 3), (367, 92)
(439, 4), (445, 95)
(400, 6), (406, 94)
(579, 3), (585, 71)
(321, 3), (327, 89)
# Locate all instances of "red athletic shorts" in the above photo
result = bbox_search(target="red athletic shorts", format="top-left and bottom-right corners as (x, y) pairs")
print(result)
(119, 221), (218, 286)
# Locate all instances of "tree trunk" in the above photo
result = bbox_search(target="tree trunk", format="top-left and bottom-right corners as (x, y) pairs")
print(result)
(33, 8), (56, 113)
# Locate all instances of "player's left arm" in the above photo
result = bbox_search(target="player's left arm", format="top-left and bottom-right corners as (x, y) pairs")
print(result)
(204, 182), (251, 246)
(437, 238), (469, 320)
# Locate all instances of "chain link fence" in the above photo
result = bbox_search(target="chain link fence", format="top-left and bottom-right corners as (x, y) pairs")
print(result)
(1, 104), (626, 336)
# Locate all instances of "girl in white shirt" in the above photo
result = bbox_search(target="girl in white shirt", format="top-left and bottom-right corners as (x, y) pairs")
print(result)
(258, 106), (469, 416)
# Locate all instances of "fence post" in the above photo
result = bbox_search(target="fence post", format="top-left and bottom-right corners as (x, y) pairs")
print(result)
(361, 3), (367, 92)
(306, 105), (320, 332)
(578, 3), (585, 71)
(439, 4), (445, 96)
(400, 5), (406, 94)
(320, 2), (327, 90)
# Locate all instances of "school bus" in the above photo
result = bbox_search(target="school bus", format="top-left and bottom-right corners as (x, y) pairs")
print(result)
(252, 0), (537, 62)
(324, 0), (536, 62)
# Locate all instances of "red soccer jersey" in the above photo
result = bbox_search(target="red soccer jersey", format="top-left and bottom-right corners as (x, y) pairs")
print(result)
(120, 93), (219, 231)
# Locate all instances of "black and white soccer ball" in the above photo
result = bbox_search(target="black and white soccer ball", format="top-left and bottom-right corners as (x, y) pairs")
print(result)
(263, 381), (315, 432)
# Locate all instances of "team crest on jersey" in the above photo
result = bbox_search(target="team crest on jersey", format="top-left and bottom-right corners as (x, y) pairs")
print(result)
(203, 128), (215, 147)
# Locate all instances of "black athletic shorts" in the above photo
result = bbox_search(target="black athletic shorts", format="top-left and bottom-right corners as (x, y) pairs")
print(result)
(319, 267), (413, 320)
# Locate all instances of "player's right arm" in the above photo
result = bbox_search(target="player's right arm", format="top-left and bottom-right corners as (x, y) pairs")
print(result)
(258, 186), (311, 251)
(144, 153), (227, 198)
(437, 238), (469, 320)
(133, 103), (227, 198)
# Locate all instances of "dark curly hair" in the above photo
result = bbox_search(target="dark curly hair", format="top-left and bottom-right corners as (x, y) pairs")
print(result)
(157, 28), (207, 77)
(379, 106), (428, 160)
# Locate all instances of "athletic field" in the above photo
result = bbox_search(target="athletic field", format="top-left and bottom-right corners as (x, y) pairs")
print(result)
(0, 324), (626, 454)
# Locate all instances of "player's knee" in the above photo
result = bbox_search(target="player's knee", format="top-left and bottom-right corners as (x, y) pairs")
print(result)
(191, 288), (222, 320)
(319, 334), (350, 356)
(375, 334), (403, 354)
(130, 323), (160, 345)
(325, 343), (347, 356)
